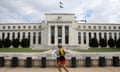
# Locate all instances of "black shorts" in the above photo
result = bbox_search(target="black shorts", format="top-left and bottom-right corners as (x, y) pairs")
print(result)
(57, 56), (66, 64)
(57, 56), (65, 61)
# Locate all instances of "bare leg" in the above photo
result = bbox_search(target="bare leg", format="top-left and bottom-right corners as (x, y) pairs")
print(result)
(61, 64), (69, 72)
(56, 63), (62, 72)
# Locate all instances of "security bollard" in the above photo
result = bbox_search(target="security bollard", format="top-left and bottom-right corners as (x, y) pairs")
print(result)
(112, 56), (119, 66)
(25, 57), (32, 67)
(0, 57), (5, 67)
(84, 57), (92, 67)
(71, 57), (76, 68)
(11, 57), (19, 67)
(41, 57), (46, 68)
(98, 56), (106, 67)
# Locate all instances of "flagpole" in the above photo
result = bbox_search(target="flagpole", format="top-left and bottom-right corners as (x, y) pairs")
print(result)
(59, 0), (64, 8)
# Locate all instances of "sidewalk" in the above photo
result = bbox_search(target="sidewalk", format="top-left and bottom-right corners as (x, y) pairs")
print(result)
(0, 67), (120, 72)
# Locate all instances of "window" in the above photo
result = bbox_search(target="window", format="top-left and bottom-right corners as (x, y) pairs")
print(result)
(8, 26), (10, 29)
(119, 32), (120, 38)
(58, 39), (62, 44)
(34, 26), (36, 29)
(99, 26), (101, 29)
(51, 26), (55, 44)
(109, 32), (112, 38)
(104, 32), (107, 40)
(28, 32), (30, 40)
(7, 32), (10, 38)
(88, 26), (91, 29)
(18, 26), (21, 29)
(113, 26), (116, 29)
(78, 26), (80, 28)
(114, 33), (117, 42)
(89, 32), (91, 40)
(23, 32), (25, 39)
(18, 32), (20, 39)
(2, 32), (5, 39)
(57, 26), (62, 44)
(83, 26), (86, 29)
(13, 26), (15, 29)
(93, 26), (96, 29)
(104, 26), (106, 29)
(12, 32), (15, 39)
(65, 26), (69, 44)
(28, 26), (31, 29)
(119, 26), (120, 29)
(94, 32), (96, 38)
(58, 26), (62, 37)
(109, 26), (111, 29)
(99, 32), (102, 39)
(78, 32), (81, 44)
(23, 26), (26, 29)
(33, 32), (36, 44)
(3, 26), (5, 29)
(39, 26), (41, 29)
(38, 32), (41, 44)
(83, 32), (86, 44)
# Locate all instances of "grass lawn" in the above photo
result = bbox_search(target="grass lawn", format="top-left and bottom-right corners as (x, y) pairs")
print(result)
(74, 48), (120, 52)
(0, 48), (46, 52)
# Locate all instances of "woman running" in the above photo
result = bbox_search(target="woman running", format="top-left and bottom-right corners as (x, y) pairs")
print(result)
(55, 45), (69, 72)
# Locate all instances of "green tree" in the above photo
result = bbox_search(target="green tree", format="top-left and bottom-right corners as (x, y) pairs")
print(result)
(108, 38), (115, 48)
(89, 38), (98, 48)
(3, 38), (11, 48)
(0, 39), (3, 48)
(12, 38), (20, 48)
(116, 38), (120, 48)
(20, 38), (30, 48)
(99, 38), (107, 47)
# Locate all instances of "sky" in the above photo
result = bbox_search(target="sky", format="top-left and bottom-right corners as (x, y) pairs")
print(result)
(0, 0), (120, 23)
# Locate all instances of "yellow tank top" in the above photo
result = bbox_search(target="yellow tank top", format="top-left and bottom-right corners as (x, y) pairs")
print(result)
(59, 48), (65, 55)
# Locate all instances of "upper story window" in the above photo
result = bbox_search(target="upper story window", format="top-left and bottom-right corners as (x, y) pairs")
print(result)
(104, 26), (106, 29)
(28, 26), (31, 29)
(23, 26), (26, 29)
(93, 26), (96, 29)
(18, 26), (21, 29)
(113, 26), (116, 29)
(109, 26), (111, 29)
(3, 26), (5, 29)
(119, 26), (120, 29)
(8, 26), (10, 29)
(13, 26), (15, 29)
(83, 26), (86, 29)
(99, 26), (101, 29)
(78, 26), (80, 28)
(39, 26), (41, 29)
(34, 26), (36, 29)
(88, 26), (91, 29)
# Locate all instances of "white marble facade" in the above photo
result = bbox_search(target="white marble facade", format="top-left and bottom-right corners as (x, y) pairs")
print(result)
(0, 13), (120, 50)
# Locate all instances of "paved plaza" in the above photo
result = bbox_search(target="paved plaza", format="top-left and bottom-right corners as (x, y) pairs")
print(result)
(0, 67), (120, 72)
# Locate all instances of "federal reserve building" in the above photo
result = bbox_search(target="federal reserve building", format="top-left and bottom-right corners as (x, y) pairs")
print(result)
(0, 13), (120, 50)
